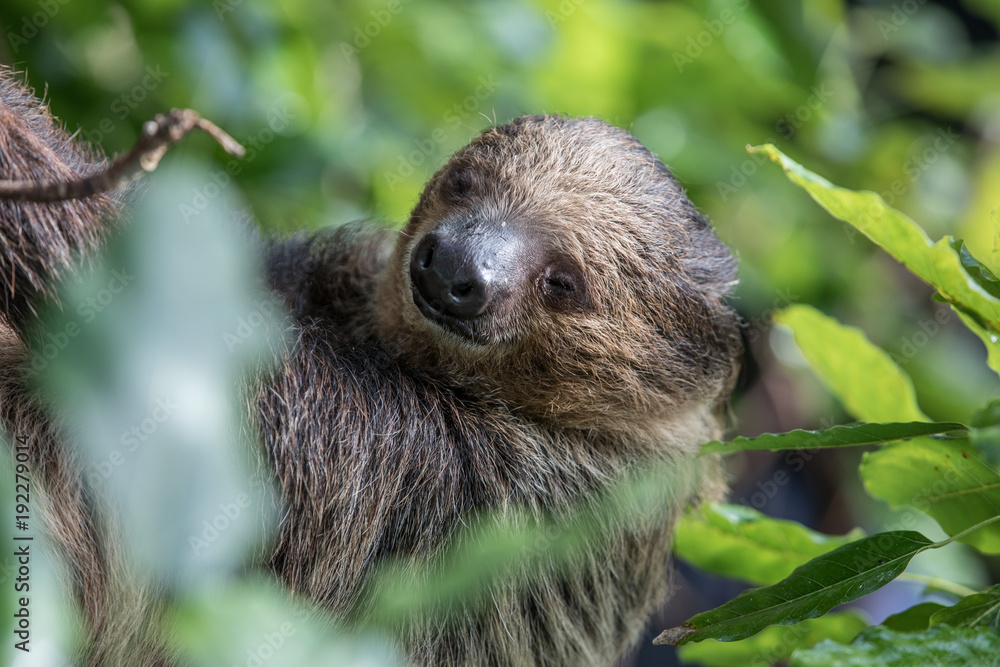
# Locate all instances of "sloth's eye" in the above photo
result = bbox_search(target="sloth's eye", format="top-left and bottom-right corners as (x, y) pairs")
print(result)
(544, 273), (576, 294)
(445, 168), (478, 202)
(539, 265), (589, 311)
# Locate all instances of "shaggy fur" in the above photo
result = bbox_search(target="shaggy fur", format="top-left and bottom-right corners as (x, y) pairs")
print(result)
(0, 68), (741, 667)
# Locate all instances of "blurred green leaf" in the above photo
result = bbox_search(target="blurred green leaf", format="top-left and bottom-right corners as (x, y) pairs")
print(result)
(930, 585), (1000, 629)
(675, 503), (865, 586)
(775, 305), (928, 422)
(754, 144), (1000, 336)
(971, 399), (1000, 465)
(860, 438), (1000, 553)
(678, 612), (867, 667)
(881, 602), (947, 632)
(789, 625), (1000, 666)
(657, 531), (933, 645)
(170, 580), (401, 667)
(701, 421), (963, 455)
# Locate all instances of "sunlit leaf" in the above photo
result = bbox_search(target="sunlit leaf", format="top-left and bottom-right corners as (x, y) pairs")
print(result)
(752, 144), (1000, 335)
(775, 305), (928, 423)
(860, 438), (1000, 553)
(678, 612), (867, 667)
(656, 531), (933, 645)
(789, 625), (1000, 666)
(701, 421), (963, 455)
(675, 503), (864, 586)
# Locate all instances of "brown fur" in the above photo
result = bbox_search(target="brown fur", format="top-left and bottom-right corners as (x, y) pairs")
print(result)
(0, 68), (741, 666)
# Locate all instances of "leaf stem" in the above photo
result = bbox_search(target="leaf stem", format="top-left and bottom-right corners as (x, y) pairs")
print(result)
(896, 573), (977, 598)
(931, 513), (1000, 549)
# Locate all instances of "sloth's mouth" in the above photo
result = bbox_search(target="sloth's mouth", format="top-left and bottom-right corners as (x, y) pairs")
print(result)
(411, 285), (477, 342)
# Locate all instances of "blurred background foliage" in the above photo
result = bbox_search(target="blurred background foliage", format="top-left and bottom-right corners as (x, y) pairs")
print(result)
(1, 0), (1000, 665)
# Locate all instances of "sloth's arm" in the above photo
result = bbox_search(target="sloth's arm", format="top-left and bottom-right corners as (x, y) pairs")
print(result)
(0, 71), (123, 337)
(255, 324), (478, 608)
(264, 221), (394, 327)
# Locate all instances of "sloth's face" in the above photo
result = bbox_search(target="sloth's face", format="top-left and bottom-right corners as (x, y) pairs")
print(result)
(378, 115), (740, 428)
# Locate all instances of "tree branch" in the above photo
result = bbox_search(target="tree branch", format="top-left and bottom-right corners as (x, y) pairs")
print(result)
(0, 108), (245, 202)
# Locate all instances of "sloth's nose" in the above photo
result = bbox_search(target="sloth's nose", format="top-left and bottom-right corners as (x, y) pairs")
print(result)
(410, 232), (492, 319)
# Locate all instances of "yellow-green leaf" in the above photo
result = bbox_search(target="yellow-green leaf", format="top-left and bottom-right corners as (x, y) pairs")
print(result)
(675, 503), (865, 587)
(678, 612), (867, 667)
(751, 144), (1000, 335)
(775, 305), (928, 423)
(860, 439), (1000, 554)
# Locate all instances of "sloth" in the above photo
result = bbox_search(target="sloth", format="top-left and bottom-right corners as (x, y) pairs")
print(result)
(0, 68), (742, 666)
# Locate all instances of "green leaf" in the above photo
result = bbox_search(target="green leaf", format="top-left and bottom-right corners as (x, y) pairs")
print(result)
(789, 625), (1000, 667)
(860, 438), (1000, 553)
(951, 239), (1000, 299)
(930, 585), (1000, 629)
(678, 612), (867, 667)
(655, 531), (933, 645)
(675, 503), (865, 586)
(775, 305), (928, 423)
(701, 422), (965, 455)
(970, 399), (1000, 466)
(751, 144), (1000, 334)
(881, 603), (947, 632)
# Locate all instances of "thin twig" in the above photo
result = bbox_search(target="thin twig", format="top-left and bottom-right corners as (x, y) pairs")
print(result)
(0, 109), (245, 202)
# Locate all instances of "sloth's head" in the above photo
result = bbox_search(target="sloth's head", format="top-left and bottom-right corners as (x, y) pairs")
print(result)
(378, 115), (741, 430)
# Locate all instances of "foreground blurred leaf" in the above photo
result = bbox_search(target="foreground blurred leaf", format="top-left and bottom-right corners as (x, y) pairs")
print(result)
(789, 625), (1000, 666)
(678, 612), (867, 667)
(700, 421), (964, 455)
(860, 439), (1000, 553)
(365, 453), (710, 626)
(36, 161), (286, 586)
(752, 144), (1000, 335)
(656, 531), (933, 645)
(170, 580), (401, 667)
(675, 503), (864, 586)
(930, 585), (1000, 628)
(774, 305), (928, 423)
